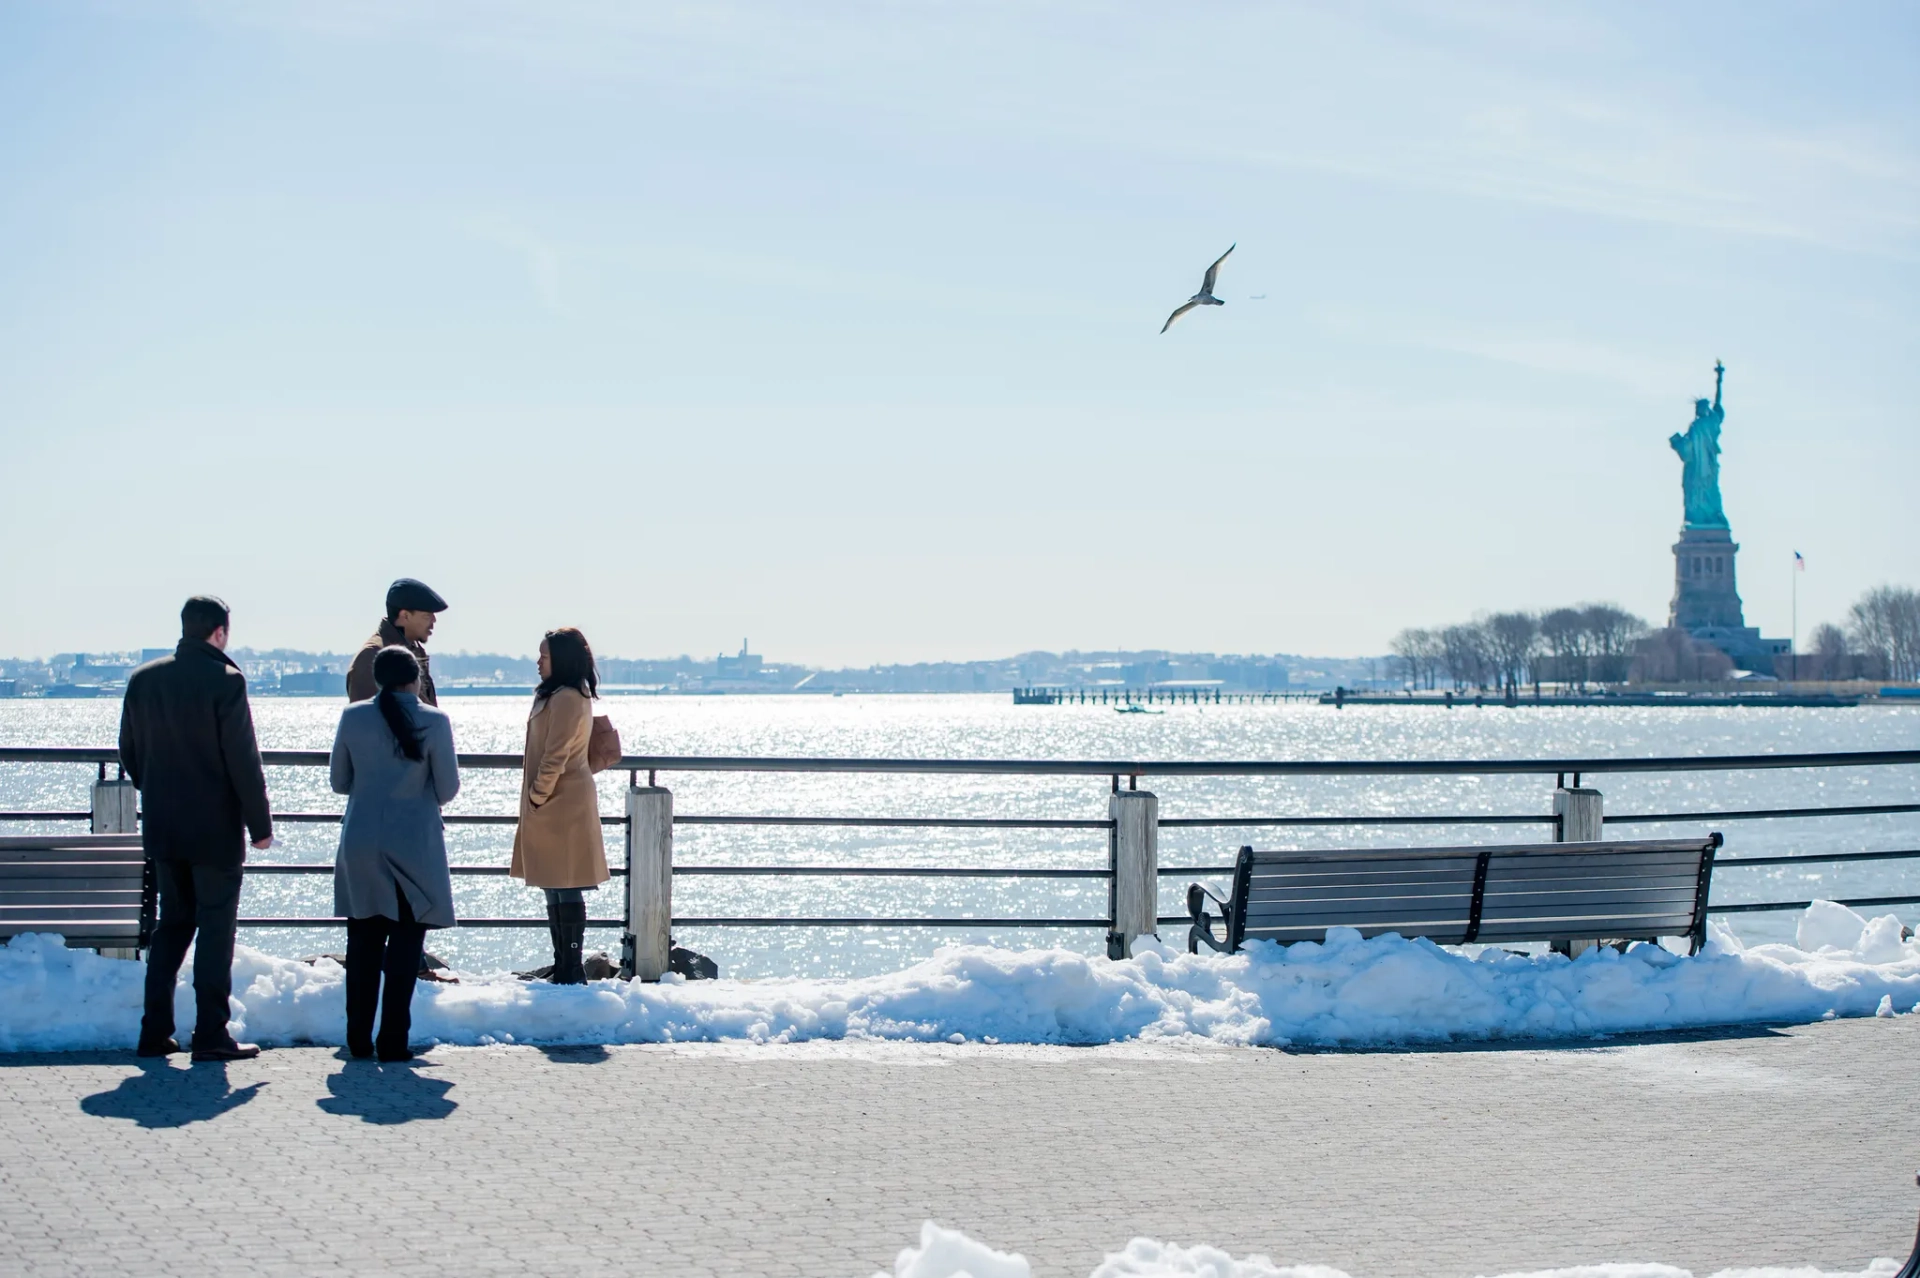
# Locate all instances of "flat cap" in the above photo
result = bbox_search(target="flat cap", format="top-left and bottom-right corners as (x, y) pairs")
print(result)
(386, 578), (448, 615)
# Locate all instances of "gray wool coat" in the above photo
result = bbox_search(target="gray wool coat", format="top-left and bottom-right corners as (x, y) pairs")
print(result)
(329, 694), (460, 928)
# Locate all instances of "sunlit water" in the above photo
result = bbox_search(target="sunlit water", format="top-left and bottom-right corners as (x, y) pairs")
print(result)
(3, 695), (1916, 977)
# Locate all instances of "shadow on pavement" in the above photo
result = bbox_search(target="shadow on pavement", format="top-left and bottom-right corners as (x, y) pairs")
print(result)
(1281, 1022), (1799, 1055)
(317, 1059), (457, 1124)
(79, 1059), (266, 1128)
(536, 1045), (611, 1064)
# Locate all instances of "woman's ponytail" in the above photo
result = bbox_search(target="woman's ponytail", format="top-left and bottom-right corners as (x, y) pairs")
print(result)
(371, 645), (426, 762)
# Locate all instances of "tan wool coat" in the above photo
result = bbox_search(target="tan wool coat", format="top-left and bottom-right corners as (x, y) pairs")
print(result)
(510, 687), (609, 890)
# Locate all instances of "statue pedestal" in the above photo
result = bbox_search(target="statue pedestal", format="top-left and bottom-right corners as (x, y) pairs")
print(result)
(1668, 527), (1786, 671)
(1669, 527), (1744, 631)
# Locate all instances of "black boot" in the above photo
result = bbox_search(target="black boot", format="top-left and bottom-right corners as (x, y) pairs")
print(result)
(375, 922), (424, 1063)
(544, 900), (567, 982)
(343, 918), (381, 1059)
(554, 901), (588, 984)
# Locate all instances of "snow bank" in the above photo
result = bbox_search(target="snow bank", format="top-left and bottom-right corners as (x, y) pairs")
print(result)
(875, 1220), (1906, 1278)
(1, 903), (1916, 1053)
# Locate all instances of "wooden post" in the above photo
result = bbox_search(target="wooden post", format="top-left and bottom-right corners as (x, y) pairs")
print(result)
(92, 773), (140, 959)
(91, 776), (137, 834)
(1108, 789), (1158, 958)
(1552, 785), (1604, 958)
(622, 785), (673, 981)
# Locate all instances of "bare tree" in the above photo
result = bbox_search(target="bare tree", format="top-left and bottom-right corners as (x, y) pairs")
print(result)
(1439, 622), (1492, 691)
(1408, 628), (1444, 689)
(1407, 604), (1646, 691)
(1848, 586), (1920, 682)
(1799, 622), (1856, 681)
(1389, 628), (1427, 690)
(1483, 611), (1539, 697)
(1582, 604), (1649, 684)
(1537, 607), (1586, 690)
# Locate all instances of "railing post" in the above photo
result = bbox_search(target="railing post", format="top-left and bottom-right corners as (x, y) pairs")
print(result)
(1552, 781), (1604, 958)
(91, 773), (137, 835)
(1107, 786), (1158, 958)
(621, 783), (673, 981)
(92, 770), (141, 959)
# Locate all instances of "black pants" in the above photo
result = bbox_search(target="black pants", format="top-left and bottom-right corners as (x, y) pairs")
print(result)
(142, 858), (244, 1044)
(344, 895), (427, 1054)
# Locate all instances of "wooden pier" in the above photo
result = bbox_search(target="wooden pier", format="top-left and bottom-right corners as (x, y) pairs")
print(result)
(1011, 686), (1314, 706)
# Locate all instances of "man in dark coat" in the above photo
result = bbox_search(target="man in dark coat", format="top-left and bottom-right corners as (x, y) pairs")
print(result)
(345, 578), (446, 705)
(118, 596), (274, 1061)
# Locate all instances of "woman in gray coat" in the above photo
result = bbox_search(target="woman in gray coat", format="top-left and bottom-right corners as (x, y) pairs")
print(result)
(330, 646), (459, 1061)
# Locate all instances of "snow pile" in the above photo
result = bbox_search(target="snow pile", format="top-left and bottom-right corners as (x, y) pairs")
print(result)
(874, 1221), (1907, 1278)
(1, 902), (1916, 1053)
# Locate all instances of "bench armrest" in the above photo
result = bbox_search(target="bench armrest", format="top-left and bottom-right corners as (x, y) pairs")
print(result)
(1187, 882), (1234, 954)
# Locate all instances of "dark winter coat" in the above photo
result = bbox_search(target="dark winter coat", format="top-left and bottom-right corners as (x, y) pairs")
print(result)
(117, 639), (273, 866)
(345, 619), (437, 706)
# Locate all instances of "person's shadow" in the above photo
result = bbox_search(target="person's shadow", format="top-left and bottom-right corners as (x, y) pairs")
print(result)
(316, 1058), (457, 1125)
(80, 1059), (266, 1129)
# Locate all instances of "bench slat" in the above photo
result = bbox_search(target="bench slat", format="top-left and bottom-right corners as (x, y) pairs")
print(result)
(0, 890), (144, 909)
(1247, 855), (1481, 871)
(1475, 918), (1695, 941)
(1247, 878), (1480, 896)
(1244, 924), (1475, 943)
(1249, 868), (1481, 887)
(1476, 908), (1697, 927)
(1245, 896), (1476, 918)
(1245, 839), (1708, 865)
(1, 889), (148, 905)
(1248, 866), (1481, 887)
(0, 855), (148, 869)
(1479, 904), (1698, 925)
(1244, 901), (1466, 921)
(1466, 909), (1697, 932)
(0, 867), (148, 883)
(1485, 854), (1705, 876)
(1482, 881), (1703, 902)
(1482, 869), (1703, 891)
(1480, 903), (1699, 924)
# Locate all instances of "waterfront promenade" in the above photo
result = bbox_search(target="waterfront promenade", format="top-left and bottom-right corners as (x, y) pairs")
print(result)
(2, 1017), (1914, 1276)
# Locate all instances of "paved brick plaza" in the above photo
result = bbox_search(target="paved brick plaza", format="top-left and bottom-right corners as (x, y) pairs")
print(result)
(2, 1018), (1915, 1277)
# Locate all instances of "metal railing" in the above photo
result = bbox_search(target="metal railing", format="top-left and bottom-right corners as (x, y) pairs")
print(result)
(4, 747), (1918, 935)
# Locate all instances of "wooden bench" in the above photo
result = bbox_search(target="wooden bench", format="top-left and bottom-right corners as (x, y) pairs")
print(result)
(1187, 835), (1721, 956)
(0, 834), (153, 953)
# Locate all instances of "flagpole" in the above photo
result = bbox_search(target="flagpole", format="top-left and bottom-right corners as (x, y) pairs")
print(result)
(1791, 554), (1798, 682)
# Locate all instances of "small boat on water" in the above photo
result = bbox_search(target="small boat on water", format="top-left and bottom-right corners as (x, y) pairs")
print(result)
(1114, 704), (1163, 715)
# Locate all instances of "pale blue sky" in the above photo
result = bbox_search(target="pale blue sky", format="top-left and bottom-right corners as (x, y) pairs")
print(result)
(2, 1), (1914, 663)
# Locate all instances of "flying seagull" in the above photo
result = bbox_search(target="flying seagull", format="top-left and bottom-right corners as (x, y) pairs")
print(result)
(1160, 243), (1234, 333)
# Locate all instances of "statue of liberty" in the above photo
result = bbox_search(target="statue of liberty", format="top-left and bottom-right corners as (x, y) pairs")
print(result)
(1670, 360), (1728, 530)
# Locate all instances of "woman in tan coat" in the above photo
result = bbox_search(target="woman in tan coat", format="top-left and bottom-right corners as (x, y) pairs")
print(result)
(511, 627), (609, 984)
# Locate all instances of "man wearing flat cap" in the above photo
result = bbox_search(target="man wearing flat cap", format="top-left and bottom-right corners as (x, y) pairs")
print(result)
(347, 578), (446, 706)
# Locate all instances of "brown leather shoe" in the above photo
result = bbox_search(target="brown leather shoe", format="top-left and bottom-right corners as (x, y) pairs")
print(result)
(135, 1036), (182, 1058)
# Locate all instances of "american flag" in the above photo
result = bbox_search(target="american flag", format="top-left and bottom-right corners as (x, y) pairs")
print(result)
(1794, 551), (1805, 571)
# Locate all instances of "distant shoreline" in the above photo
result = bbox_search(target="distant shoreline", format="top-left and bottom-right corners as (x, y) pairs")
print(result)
(4, 686), (1915, 706)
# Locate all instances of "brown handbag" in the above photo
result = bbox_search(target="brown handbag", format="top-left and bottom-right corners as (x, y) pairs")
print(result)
(588, 714), (622, 773)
